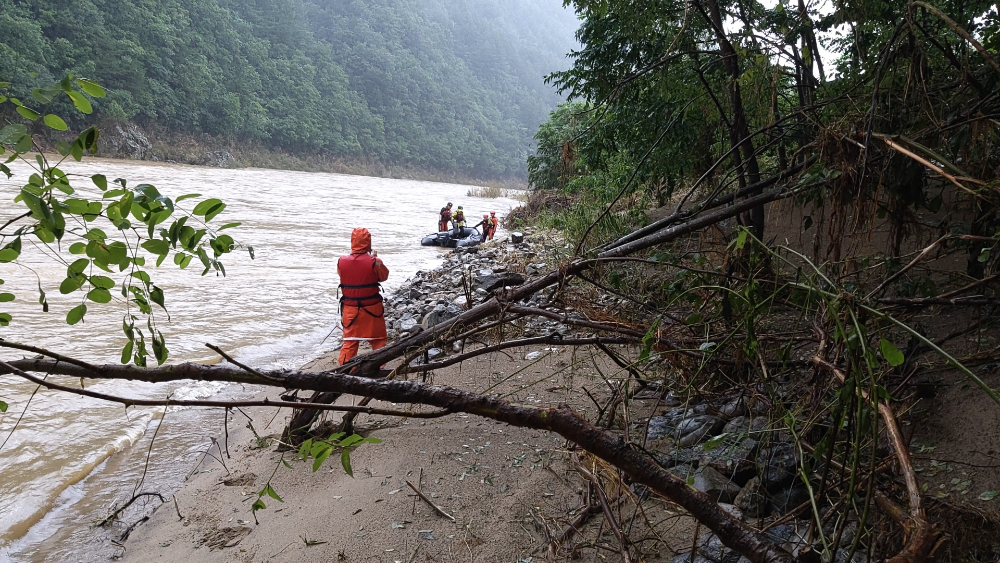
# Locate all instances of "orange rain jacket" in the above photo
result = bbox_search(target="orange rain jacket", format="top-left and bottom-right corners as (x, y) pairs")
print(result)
(337, 228), (390, 343)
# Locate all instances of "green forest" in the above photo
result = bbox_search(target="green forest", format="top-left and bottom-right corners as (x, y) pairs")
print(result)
(0, 0), (578, 178)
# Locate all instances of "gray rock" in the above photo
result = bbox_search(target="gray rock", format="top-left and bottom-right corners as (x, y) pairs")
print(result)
(106, 123), (152, 159)
(524, 351), (544, 361)
(478, 272), (525, 292)
(697, 533), (743, 563)
(646, 405), (709, 440)
(719, 397), (748, 419)
(692, 466), (741, 503)
(701, 437), (759, 483)
(452, 340), (464, 353)
(734, 477), (767, 518)
(453, 295), (468, 307)
(399, 317), (418, 332)
(422, 304), (462, 328)
(723, 416), (747, 434)
(757, 442), (799, 490)
(675, 415), (724, 447)
(767, 483), (811, 514)
(426, 348), (443, 360)
(510, 232), (524, 244)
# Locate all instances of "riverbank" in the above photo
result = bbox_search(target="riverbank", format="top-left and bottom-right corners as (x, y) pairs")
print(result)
(87, 123), (529, 191)
(120, 228), (689, 562)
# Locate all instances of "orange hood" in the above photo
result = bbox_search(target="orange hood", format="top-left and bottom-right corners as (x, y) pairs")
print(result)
(351, 228), (372, 254)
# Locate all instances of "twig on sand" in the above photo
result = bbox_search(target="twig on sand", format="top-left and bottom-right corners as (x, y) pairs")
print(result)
(406, 479), (456, 522)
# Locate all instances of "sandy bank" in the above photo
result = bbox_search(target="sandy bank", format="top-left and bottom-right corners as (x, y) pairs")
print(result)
(120, 342), (686, 562)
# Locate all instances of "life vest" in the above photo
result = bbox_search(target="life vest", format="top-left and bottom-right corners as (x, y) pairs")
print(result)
(338, 253), (383, 308)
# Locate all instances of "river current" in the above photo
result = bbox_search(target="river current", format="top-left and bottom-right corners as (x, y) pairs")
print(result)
(0, 159), (518, 561)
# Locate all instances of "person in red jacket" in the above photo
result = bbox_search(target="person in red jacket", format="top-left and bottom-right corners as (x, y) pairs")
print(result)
(438, 202), (453, 232)
(488, 211), (499, 240)
(337, 228), (390, 365)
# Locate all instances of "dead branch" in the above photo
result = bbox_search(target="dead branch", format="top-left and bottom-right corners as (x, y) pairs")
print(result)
(405, 479), (455, 522)
(572, 454), (633, 563)
(813, 356), (936, 563)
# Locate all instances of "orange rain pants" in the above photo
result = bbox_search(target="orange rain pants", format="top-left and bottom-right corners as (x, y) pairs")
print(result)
(338, 301), (387, 365)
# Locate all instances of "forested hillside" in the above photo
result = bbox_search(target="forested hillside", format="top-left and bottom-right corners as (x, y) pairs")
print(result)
(0, 0), (578, 178)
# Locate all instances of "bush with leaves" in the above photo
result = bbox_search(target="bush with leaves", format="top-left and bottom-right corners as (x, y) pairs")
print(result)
(0, 75), (251, 369)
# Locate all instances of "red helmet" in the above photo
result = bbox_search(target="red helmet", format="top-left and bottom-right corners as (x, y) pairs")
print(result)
(490, 211), (496, 215)
(483, 214), (488, 218)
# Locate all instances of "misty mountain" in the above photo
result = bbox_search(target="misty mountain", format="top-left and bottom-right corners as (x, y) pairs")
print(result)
(0, 0), (579, 178)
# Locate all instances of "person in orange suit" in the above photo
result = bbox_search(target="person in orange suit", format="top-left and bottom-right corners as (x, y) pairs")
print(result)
(438, 202), (453, 232)
(337, 228), (390, 365)
(473, 213), (491, 240)
(488, 211), (499, 240)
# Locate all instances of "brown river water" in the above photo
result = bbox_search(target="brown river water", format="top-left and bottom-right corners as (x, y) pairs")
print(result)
(0, 159), (519, 561)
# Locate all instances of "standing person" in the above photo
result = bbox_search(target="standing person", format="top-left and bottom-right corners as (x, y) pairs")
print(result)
(488, 211), (499, 240)
(453, 205), (467, 228)
(473, 213), (491, 240)
(438, 202), (453, 232)
(337, 228), (390, 365)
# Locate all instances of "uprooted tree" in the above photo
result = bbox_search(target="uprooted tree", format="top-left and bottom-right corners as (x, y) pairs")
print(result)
(5, 0), (1000, 561)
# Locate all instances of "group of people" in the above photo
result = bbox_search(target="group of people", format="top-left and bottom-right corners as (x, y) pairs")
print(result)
(438, 202), (498, 241)
(336, 203), (501, 364)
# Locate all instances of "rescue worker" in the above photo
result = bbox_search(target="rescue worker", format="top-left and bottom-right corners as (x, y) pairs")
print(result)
(337, 228), (390, 365)
(438, 202), (453, 232)
(488, 211), (499, 240)
(473, 214), (491, 241)
(453, 205), (466, 228)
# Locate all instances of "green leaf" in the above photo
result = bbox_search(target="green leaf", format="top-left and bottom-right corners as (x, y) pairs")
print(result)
(0, 400), (6, 412)
(262, 484), (284, 502)
(252, 499), (266, 512)
(66, 303), (87, 325)
(15, 134), (33, 153)
(76, 78), (106, 98)
(217, 222), (241, 231)
(89, 275), (115, 289)
(192, 198), (223, 216)
(0, 293), (14, 302)
(312, 443), (333, 472)
(43, 114), (68, 131)
(69, 258), (90, 273)
(86, 288), (112, 304)
(879, 338), (905, 367)
(0, 248), (19, 262)
(979, 490), (999, 501)
(16, 106), (40, 121)
(340, 449), (355, 477)
(702, 433), (730, 452)
(66, 90), (93, 114)
(92, 174), (108, 190)
(204, 202), (226, 222)
(0, 313), (10, 326)
(735, 229), (748, 250)
(0, 123), (28, 143)
(59, 276), (84, 294)
(68, 242), (87, 255)
(120, 340), (134, 364)
(175, 193), (201, 203)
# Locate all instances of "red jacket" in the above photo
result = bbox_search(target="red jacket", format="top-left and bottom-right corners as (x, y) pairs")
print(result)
(338, 229), (389, 307)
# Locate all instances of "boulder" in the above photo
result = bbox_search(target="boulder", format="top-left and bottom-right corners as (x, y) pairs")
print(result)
(692, 466), (741, 503)
(478, 272), (525, 293)
(510, 232), (524, 244)
(422, 304), (462, 328)
(757, 442), (799, 490)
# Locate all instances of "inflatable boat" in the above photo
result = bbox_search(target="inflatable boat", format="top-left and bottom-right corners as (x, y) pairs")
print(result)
(421, 226), (483, 248)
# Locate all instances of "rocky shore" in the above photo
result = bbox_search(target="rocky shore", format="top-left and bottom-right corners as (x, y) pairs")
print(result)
(376, 229), (866, 563)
